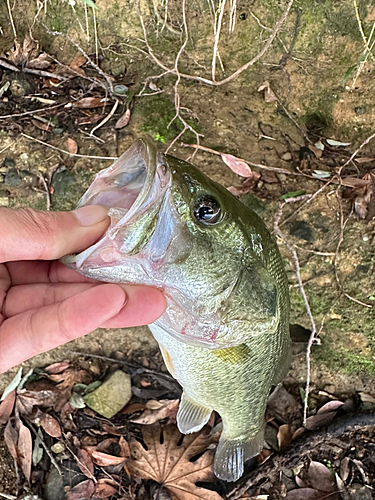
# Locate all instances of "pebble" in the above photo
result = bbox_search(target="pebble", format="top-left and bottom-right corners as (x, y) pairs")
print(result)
(4, 167), (21, 186)
(362, 233), (370, 242)
(0, 191), (9, 206)
(281, 152), (292, 161)
(277, 173), (287, 182)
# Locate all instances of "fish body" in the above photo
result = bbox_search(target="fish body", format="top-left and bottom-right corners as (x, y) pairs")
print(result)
(62, 140), (291, 481)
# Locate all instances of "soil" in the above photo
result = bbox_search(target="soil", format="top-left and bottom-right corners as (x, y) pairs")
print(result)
(0, 0), (374, 498)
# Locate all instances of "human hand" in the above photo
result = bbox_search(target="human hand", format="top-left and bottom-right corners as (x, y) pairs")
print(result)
(0, 206), (166, 374)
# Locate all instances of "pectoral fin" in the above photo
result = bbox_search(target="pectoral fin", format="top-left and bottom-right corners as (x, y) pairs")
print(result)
(177, 393), (212, 434)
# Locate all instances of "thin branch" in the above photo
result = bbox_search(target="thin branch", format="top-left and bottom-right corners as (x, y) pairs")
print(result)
(212, 0), (227, 81)
(273, 200), (318, 425)
(21, 133), (117, 160)
(90, 99), (119, 137)
(138, 0), (294, 87)
(6, 0), (17, 39)
(37, 171), (51, 211)
(340, 130), (375, 170)
(0, 103), (65, 120)
(0, 58), (67, 81)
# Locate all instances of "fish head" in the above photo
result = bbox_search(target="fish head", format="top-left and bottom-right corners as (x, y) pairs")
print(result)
(62, 139), (280, 349)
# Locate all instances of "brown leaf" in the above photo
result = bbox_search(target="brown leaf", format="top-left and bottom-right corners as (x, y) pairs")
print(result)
(355, 156), (375, 164)
(4, 419), (18, 462)
(40, 413), (61, 438)
(47, 369), (92, 391)
(73, 97), (107, 109)
(70, 54), (87, 76)
(17, 419), (32, 482)
(66, 479), (96, 500)
(28, 52), (52, 70)
(221, 153), (253, 177)
(127, 425), (222, 500)
(258, 81), (277, 103)
(277, 424), (292, 451)
(0, 390), (16, 425)
(285, 488), (326, 500)
(308, 144), (323, 159)
(31, 119), (51, 132)
(89, 450), (126, 467)
(44, 361), (71, 374)
(119, 436), (130, 459)
(6, 35), (37, 67)
(130, 399), (179, 425)
(308, 461), (336, 492)
(95, 480), (119, 498)
(267, 386), (299, 423)
(75, 113), (104, 125)
(317, 401), (344, 414)
(115, 108), (131, 129)
(340, 457), (350, 482)
(77, 448), (95, 478)
(17, 386), (61, 415)
(66, 138), (78, 155)
(305, 400), (344, 430)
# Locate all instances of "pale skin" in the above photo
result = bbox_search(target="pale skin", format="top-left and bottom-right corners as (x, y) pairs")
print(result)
(0, 205), (166, 374)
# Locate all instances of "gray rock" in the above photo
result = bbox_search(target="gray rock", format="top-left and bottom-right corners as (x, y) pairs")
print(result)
(4, 168), (21, 186)
(3, 157), (15, 168)
(290, 220), (315, 242)
(84, 369), (132, 418)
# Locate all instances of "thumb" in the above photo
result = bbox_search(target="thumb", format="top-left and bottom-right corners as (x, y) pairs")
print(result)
(0, 206), (109, 262)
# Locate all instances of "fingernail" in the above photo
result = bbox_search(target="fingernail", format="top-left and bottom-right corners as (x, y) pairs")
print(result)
(73, 205), (109, 226)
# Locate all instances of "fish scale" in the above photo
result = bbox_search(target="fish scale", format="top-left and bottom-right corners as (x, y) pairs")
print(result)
(62, 139), (291, 482)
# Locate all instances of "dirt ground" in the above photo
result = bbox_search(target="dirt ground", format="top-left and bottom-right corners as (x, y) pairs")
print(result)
(0, 0), (375, 498)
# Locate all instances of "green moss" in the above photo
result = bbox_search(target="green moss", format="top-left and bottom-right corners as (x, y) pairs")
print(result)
(314, 340), (375, 376)
(135, 94), (202, 143)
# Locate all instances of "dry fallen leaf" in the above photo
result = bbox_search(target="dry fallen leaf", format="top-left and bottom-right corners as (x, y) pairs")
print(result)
(0, 390), (16, 425)
(221, 153), (253, 177)
(66, 138), (78, 155)
(305, 400), (344, 430)
(95, 480), (118, 499)
(16, 418), (33, 482)
(40, 412), (62, 438)
(285, 488), (326, 499)
(115, 108), (131, 129)
(66, 479), (96, 500)
(44, 361), (71, 374)
(88, 449), (126, 467)
(258, 81), (277, 103)
(77, 448), (95, 478)
(130, 399), (179, 425)
(73, 97), (108, 108)
(307, 461), (336, 492)
(127, 424), (222, 500)
(277, 424), (292, 451)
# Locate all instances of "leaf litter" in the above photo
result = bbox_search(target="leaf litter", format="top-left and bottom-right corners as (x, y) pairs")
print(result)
(0, 353), (373, 500)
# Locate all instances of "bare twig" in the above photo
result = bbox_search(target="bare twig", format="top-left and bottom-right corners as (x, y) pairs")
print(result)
(138, 0), (294, 87)
(182, 143), (299, 175)
(333, 193), (371, 308)
(21, 133), (117, 160)
(6, 0), (17, 39)
(340, 130), (375, 170)
(212, 0), (227, 81)
(90, 99), (119, 137)
(274, 200), (318, 425)
(29, 423), (62, 475)
(0, 102), (66, 120)
(42, 24), (115, 95)
(37, 171), (51, 211)
(0, 58), (67, 81)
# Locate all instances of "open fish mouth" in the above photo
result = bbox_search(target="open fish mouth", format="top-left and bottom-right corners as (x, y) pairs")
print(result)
(62, 139), (171, 270)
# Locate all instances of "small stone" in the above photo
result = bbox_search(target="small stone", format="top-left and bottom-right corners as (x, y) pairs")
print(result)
(362, 233), (370, 242)
(51, 442), (65, 454)
(0, 191), (9, 206)
(281, 152), (292, 161)
(277, 173), (287, 182)
(290, 220), (315, 242)
(4, 168), (21, 186)
(3, 157), (15, 168)
(84, 369), (132, 419)
(354, 106), (367, 115)
(20, 153), (29, 162)
(323, 384), (336, 394)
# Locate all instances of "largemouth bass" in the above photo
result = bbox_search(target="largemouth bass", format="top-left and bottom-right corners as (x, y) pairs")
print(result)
(62, 139), (291, 482)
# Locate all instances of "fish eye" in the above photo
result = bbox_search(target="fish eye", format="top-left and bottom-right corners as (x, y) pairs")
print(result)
(193, 195), (222, 224)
